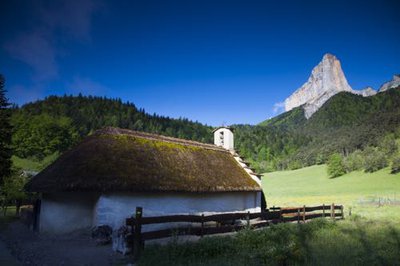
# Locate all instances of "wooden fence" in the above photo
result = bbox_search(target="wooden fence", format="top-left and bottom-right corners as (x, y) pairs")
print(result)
(125, 203), (343, 260)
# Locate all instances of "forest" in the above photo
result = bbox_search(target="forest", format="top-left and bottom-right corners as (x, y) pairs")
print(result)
(11, 94), (213, 160)
(237, 87), (400, 172)
(9, 86), (400, 174)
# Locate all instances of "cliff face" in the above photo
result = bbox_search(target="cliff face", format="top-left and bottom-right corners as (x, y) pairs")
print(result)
(284, 54), (353, 118)
(284, 54), (376, 118)
(379, 75), (400, 92)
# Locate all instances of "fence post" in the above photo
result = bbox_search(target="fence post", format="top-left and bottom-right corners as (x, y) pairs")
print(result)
(33, 199), (41, 232)
(297, 208), (300, 224)
(264, 208), (269, 221)
(331, 203), (334, 220)
(340, 205), (344, 219)
(322, 204), (325, 218)
(201, 214), (204, 238)
(133, 207), (143, 262)
(302, 205), (306, 223)
(246, 211), (250, 228)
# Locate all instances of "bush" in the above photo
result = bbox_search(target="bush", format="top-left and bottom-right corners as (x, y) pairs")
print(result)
(288, 160), (302, 170)
(343, 149), (364, 172)
(0, 168), (29, 216)
(378, 134), (398, 157)
(363, 147), (388, 173)
(327, 153), (346, 178)
(315, 153), (326, 165)
(391, 154), (400, 174)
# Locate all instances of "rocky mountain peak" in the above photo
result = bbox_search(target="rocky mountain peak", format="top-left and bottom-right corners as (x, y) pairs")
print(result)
(322, 53), (336, 60)
(379, 74), (400, 92)
(284, 53), (353, 118)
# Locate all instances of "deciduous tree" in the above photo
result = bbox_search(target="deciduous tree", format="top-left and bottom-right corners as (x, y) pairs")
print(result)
(327, 153), (345, 178)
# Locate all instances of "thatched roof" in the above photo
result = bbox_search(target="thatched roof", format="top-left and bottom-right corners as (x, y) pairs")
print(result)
(26, 127), (261, 193)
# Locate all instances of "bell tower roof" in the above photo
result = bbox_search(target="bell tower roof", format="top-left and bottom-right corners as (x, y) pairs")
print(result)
(212, 126), (234, 133)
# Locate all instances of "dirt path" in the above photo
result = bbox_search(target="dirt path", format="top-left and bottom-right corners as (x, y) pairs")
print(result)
(0, 238), (20, 265)
(1, 221), (128, 266)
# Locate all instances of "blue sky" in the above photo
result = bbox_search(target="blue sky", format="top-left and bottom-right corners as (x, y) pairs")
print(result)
(1, 0), (399, 126)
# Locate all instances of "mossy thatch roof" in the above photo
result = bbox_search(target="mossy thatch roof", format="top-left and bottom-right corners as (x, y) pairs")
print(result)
(27, 127), (261, 193)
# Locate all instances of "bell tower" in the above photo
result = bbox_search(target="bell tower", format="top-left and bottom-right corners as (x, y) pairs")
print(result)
(213, 127), (234, 151)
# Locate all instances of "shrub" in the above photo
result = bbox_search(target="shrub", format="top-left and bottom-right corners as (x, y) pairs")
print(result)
(288, 160), (302, 170)
(363, 147), (388, 173)
(0, 168), (29, 216)
(315, 153), (325, 165)
(327, 153), (346, 178)
(391, 154), (400, 174)
(343, 149), (364, 172)
(378, 134), (398, 157)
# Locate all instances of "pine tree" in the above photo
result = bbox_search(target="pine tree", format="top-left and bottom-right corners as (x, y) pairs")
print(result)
(0, 75), (12, 185)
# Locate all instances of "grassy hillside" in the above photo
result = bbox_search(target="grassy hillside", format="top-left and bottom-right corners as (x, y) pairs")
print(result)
(11, 154), (58, 172)
(262, 165), (400, 220)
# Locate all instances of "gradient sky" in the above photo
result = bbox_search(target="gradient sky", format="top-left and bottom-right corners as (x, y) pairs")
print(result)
(1, 0), (399, 126)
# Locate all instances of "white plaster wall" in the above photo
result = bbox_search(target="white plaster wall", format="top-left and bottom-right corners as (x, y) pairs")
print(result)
(40, 191), (261, 233)
(214, 128), (234, 150)
(94, 192), (261, 231)
(40, 192), (98, 233)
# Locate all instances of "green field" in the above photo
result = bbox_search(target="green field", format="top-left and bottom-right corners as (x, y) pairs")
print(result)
(139, 165), (400, 265)
(11, 153), (59, 172)
(11, 156), (43, 171)
(262, 164), (400, 220)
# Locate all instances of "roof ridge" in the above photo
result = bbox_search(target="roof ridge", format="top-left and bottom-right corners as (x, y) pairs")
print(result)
(94, 127), (227, 152)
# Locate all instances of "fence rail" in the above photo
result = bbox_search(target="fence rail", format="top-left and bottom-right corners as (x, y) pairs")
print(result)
(126, 203), (343, 261)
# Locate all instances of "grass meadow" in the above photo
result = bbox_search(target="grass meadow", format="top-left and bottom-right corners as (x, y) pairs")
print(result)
(139, 218), (400, 266)
(138, 164), (400, 265)
(263, 164), (400, 220)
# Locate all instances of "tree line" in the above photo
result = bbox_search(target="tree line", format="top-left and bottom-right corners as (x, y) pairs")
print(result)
(327, 132), (400, 178)
(11, 94), (213, 160)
